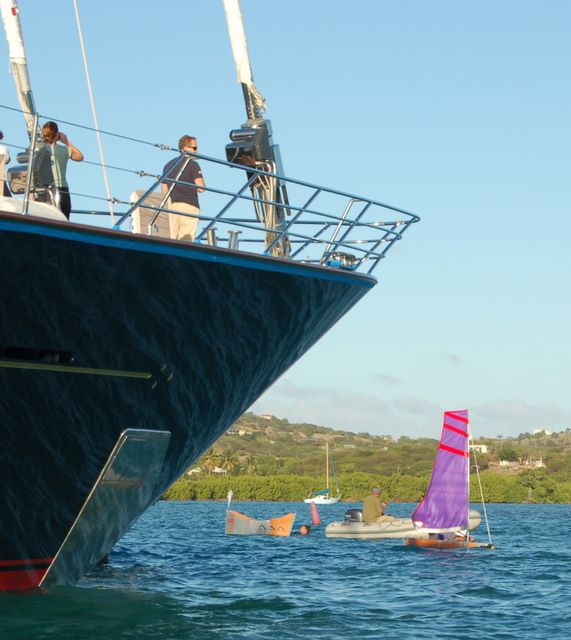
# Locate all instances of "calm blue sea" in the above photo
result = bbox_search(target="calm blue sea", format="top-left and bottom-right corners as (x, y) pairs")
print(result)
(1, 502), (569, 639)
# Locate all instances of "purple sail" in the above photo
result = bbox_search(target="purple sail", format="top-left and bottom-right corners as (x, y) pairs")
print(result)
(412, 410), (470, 530)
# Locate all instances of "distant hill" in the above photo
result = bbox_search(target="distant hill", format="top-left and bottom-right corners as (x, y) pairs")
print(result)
(189, 412), (571, 482)
(163, 413), (571, 503)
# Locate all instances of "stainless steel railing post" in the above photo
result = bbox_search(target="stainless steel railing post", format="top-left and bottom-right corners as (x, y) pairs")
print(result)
(22, 112), (39, 216)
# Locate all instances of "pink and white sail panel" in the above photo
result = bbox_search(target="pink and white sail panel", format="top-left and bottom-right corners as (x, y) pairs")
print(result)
(412, 410), (470, 530)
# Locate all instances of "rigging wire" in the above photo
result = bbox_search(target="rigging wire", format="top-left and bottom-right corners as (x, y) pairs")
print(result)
(0, 103), (175, 149)
(71, 0), (114, 223)
(471, 446), (494, 546)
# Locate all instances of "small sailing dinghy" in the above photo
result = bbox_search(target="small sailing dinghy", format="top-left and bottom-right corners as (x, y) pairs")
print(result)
(304, 442), (341, 504)
(403, 409), (494, 550)
(225, 491), (295, 537)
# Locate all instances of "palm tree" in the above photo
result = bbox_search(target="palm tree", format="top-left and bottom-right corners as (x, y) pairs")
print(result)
(201, 447), (220, 474)
(244, 455), (257, 476)
(220, 449), (239, 475)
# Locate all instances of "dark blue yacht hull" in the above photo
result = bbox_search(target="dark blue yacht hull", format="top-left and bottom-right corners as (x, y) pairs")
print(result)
(0, 212), (374, 589)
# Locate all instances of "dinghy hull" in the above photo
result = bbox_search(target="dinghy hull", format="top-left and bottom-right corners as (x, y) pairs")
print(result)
(404, 536), (494, 550)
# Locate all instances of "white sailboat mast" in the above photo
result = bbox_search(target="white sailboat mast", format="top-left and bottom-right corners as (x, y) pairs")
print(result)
(222, 0), (266, 121)
(326, 442), (330, 490)
(0, 0), (39, 140)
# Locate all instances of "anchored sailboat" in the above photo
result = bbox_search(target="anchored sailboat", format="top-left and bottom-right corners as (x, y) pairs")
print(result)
(0, 0), (419, 589)
(305, 442), (340, 504)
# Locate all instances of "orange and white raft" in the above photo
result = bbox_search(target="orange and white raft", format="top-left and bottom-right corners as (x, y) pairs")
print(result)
(225, 510), (295, 537)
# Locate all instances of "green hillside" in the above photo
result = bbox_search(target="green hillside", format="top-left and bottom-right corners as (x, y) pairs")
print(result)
(164, 412), (571, 503)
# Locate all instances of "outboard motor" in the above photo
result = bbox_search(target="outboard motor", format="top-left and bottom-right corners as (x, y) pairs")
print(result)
(344, 508), (363, 523)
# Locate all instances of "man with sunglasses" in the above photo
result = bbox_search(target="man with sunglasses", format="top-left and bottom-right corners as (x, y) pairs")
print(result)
(161, 134), (205, 241)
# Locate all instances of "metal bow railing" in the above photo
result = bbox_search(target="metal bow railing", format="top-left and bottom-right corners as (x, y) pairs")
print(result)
(0, 105), (420, 275)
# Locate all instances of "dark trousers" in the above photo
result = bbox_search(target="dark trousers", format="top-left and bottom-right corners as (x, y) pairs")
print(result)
(35, 186), (71, 219)
(58, 187), (71, 219)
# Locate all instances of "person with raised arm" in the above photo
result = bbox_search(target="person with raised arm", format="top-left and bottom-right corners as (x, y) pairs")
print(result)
(41, 120), (84, 219)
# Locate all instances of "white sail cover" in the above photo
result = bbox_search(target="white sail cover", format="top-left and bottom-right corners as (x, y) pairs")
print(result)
(0, 0), (25, 60)
(222, 0), (266, 113)
(1, 0), (37, 136)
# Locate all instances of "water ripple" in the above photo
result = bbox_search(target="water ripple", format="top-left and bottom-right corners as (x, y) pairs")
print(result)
(2, 502), (571, 639)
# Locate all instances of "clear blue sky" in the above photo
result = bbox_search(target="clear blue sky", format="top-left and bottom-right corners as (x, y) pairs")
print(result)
(1, 1), (569, 438)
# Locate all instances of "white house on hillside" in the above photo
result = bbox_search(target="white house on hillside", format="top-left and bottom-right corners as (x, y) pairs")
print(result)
(533, 428), (553, 436)
(470, 444), (488, 454)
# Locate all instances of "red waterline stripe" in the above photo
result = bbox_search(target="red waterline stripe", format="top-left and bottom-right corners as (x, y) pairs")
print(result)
(0, 567), (48, 591)
(440, 443), (469, 457)
(0, 557), (53, 568)
(444, 411), (469, 424)
(444, 423), (469, 437)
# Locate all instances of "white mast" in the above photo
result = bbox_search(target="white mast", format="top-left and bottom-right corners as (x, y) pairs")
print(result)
(222, 0), (290, 258)
(0, 0), (39, 140)
(222, 0), (266, 121)
(326, 442), (330, 491)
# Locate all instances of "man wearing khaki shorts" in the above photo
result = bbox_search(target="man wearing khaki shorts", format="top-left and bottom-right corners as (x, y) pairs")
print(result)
(161, 134), (205, 241)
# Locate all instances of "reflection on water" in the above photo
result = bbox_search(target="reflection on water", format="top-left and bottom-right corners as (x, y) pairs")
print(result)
(1, 502), (570, 639)
(0, 585), (193, 639)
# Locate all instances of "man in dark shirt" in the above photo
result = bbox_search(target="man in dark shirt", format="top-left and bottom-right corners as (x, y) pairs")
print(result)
(161, 134), (205, 241)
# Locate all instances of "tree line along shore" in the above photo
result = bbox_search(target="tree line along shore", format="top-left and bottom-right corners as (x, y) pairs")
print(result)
(163, 413), (571, 504)
(164, 469), (571, 504)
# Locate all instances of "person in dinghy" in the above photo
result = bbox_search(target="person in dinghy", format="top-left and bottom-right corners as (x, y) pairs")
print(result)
(362, 488), (396, 524)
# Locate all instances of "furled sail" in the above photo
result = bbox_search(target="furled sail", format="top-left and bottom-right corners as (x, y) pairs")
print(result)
(222, 0), (266, 119)
(0, 0), (38, 139)
(412, 410), (470, 530)
(222, 0), (291, 258)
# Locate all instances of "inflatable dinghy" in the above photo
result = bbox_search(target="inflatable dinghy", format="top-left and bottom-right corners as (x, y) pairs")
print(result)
(324, 507), (482, 539)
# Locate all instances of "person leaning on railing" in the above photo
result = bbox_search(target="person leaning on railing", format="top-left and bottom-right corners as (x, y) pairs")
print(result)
(161, 134), (205, 242)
